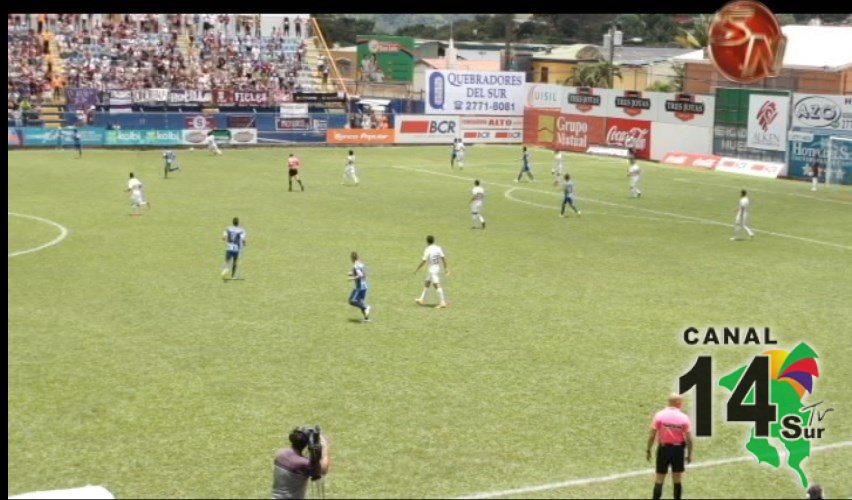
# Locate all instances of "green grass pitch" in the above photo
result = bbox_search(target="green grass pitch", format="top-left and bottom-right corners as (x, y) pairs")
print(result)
(7, 145), (852, 498)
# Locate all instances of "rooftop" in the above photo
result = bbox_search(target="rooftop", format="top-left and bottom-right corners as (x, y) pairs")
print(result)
(673, 25), (852, 71)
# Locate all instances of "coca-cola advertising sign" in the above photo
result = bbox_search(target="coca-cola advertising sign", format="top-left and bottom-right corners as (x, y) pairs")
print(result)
(605, 118), (652, 159)
(552, 114), (606, 152)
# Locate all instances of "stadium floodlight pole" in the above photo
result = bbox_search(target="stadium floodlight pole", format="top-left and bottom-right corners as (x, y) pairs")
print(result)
(606, 23), (622, 88)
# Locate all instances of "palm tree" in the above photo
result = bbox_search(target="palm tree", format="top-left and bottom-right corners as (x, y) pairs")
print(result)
(569, 62), (621, 88)
(675, 15), (709, 49)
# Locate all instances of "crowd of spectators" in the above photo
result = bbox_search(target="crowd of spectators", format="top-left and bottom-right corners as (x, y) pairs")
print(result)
(8, 13), (327, 118)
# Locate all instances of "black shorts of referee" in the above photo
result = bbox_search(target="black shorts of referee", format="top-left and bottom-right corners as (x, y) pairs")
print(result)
(288, 168), (299, 177)
(656, 442), (686, 474)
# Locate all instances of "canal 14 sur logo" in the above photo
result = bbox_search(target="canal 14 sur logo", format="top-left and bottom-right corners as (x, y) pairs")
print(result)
(678, 326), (834, 489)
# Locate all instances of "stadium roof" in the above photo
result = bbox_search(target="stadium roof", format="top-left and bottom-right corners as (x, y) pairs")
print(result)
(673, 25), (852, 71)
(611, 46), (694, 66)
(531, 44), (603, 62)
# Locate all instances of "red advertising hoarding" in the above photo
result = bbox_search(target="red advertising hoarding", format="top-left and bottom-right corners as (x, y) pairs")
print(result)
(603, 117), (652, 159)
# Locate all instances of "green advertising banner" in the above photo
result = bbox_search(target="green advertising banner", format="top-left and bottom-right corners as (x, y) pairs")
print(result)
(356, 35), (415, 83)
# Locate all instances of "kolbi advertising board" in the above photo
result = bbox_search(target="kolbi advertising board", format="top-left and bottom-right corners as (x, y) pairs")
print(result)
(426, 70), (526, 116)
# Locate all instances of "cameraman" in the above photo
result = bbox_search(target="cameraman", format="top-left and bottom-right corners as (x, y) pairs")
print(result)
(271, 428), (331, 499)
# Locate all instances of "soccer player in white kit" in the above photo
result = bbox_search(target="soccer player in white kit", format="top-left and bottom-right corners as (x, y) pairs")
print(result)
(454, 138), (466, 169)
(342, 149), (359, 186)
(731, 189), (755, 240)
(628, 160), (642, 198)
(552, 150), (565, 185)
(470, 179), (486, 229)
(414, 235), (449, 309)
(205, 132), (223, 155)
(125, 172), (150, 214)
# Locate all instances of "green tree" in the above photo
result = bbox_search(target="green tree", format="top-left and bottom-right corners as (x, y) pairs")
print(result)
(312, 14), (377, 46)
(614, 14), (645, 40)
(675, 15), (709, 49)
(640, 14), (680, 44)
(646, 81), (673, 92)
(571, 62), (621, 88)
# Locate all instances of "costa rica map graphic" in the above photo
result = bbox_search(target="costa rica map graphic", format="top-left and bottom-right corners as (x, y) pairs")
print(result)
(719, 342), (820, 487)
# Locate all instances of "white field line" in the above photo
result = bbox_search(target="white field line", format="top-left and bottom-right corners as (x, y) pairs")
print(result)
(457, 440), (852, 499)
(503, 188), (698, 224)
(8, 212), (69, 258)
(388, 164), (852, 251)
(673, 178), (852, 206)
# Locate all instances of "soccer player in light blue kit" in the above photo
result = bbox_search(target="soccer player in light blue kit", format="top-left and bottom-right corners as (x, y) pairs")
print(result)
(560, 174), (581, 218)
(163, 150), (181, 178)
(347, 251), (371, 322)
(516, 145), (534, 182)
(221, 217), (247, 281)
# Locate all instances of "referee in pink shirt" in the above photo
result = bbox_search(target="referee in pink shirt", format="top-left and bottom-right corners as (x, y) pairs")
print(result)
(647, 393), (693, 500)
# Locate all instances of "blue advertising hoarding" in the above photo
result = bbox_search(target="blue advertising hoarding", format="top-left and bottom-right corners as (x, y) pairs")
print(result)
(21, 127), (106, 146)
(788, 128), (852, 183)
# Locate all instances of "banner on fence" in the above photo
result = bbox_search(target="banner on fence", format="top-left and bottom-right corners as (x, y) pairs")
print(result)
(22, 127), (106, 146)
(108, 90), (132, 113)
(791, 93), (852, 131)
(105, 129), (182, 146)
(661, 152), (721, 169)
(65, 88), (99, 112)
(276, 117), (312, 131)
(658, 92), (715, 128)
(714, 157), (787, 178)
(525, 84), (564, 110)
(185, 115), (218, 130)
(561, 87), (614, 117)
(746, 94), (789, 151)
(280, 103), (309, 116)
(292, 92), (345, 103)
(228, 128), (257, 144)
(787, 128), (852, 179)
(394, 115), (459, 144)
(426, 70), (525, 116)
(600, 118), (651, 159)
(326, 129), (395, 144)
(459, 115), (524, 143)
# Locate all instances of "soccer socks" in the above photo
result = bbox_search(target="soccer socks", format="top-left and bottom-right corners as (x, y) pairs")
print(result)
(812, 177), (818, 191)
(437, 287), (446, 305)
(288, 180), (293, 191)
(478, 214), (485, 227)
(419, 288), (429, 301)
(298, 180), (304, 191)
(673, 483), (682, 500)
(652, 483), (663, 500)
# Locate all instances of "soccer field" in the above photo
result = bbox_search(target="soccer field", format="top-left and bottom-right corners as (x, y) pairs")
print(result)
(7, 145), (852, 499)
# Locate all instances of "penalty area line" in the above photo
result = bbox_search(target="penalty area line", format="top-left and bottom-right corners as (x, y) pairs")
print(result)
(456, 440), (852, 499)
